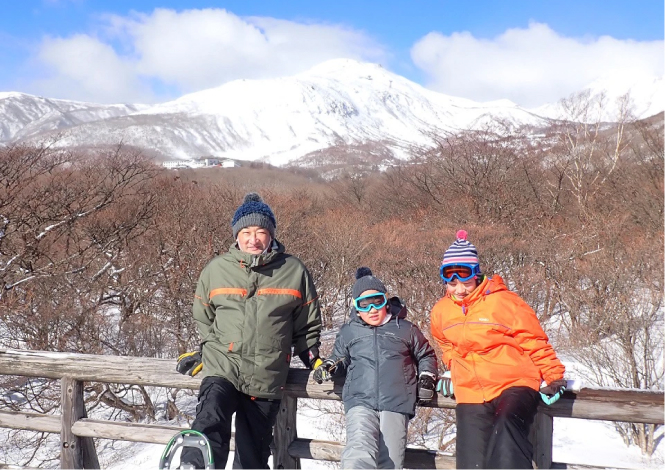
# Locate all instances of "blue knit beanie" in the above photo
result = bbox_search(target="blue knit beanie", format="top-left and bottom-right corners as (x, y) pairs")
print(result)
(231, 193), (276, 239)
(352, 267), (387, 299)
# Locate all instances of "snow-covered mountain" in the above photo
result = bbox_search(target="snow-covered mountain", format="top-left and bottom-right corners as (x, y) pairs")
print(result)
(529, 74), (664, 122)
(0, 92), (147, 143)
(1, 59), (662, 166)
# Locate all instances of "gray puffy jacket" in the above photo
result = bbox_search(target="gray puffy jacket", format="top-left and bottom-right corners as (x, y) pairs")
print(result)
(328, 297), (437, 417)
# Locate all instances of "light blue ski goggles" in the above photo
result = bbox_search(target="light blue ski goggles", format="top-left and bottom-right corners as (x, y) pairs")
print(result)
(353, 293), (388, 312)
(440, 263), (480, 283)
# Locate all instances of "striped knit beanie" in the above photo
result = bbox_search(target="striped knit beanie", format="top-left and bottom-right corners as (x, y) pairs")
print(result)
(231, 192), (276, 239)
(441, 230), (480, 268)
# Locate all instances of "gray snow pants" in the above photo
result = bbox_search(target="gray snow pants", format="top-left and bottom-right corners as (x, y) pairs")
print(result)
(341, 405), (409, 469)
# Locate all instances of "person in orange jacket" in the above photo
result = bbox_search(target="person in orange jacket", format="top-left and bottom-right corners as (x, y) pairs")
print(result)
(430, 230), (566, 469)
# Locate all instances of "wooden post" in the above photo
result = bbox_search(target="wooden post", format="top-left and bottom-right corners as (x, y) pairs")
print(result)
(61, 376), (84, 469)
(530, 408), (554, 469)
(273, 395), (300, 469)
(60, 377), (100, 469)
(80, 406), (101, 469)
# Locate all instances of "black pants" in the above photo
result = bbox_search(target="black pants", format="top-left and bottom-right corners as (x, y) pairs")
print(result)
(180, 377), (281, 469)
(455, 386), (540, 469)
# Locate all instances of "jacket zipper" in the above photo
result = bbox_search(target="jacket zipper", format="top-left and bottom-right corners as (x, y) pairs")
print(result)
(374, 327), (379, 411)
(243, 258), (252, 393)
(462, 305), (487, 401)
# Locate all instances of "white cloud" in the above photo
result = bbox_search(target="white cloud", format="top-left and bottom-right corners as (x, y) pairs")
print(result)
(410, 22), (664, 107)
(29, 8), (386, 103)
(34, 34), (152, 103)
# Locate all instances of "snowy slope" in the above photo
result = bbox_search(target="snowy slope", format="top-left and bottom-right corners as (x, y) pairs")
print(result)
(2, 60), (549, 165)
(529, 74), (664, 122)
(0, 92), (147, 143)
(2, 60), (662, 166)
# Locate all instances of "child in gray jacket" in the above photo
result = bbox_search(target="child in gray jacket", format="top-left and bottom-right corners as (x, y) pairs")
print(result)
(314, 267), (438, 469)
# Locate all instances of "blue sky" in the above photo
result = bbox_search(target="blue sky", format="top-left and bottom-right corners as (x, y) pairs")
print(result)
(1, 0), (663, 106)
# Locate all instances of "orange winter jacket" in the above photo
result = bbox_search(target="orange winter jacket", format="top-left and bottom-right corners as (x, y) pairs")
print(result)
(430, 275), (565, 404)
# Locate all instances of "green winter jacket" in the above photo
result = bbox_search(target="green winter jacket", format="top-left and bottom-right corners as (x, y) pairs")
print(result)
(193, 240), (321, 399)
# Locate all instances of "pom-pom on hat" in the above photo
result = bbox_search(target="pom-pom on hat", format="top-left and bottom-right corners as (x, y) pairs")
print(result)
(441, 230), (480, 268)
(231, 192), (276, 239)
(352, 267), (387, 299)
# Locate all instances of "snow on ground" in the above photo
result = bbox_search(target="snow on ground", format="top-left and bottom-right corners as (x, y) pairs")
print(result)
(97, 355), (665, 469)
(553, 417), (664, 469)
(102, 403), (663, 470)
(103, 405), (336, 470)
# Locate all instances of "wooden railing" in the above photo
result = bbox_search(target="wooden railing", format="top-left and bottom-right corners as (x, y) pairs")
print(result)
(0, 349), (662, 469)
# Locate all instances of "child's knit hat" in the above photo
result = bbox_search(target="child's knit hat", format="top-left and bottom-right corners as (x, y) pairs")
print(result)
(352, 267), (387, 299)
(441, 230), (480, 267)
(231, 192), (276, 239)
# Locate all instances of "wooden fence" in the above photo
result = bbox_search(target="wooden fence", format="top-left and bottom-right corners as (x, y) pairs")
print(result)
(0, 349), (662, 469)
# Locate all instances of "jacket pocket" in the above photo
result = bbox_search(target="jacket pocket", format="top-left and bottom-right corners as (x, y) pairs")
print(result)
(255, 334), (289, 373)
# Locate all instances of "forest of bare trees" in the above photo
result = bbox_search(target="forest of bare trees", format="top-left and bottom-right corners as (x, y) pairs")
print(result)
(0, 95), (663, 464)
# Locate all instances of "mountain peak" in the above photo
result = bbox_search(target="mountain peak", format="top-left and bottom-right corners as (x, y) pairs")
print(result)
(299, 59), (402, 84)
(302, 58), (385, 75)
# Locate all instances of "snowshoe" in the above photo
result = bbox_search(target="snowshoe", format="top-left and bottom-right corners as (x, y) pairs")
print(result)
(159, 430), (214, 469)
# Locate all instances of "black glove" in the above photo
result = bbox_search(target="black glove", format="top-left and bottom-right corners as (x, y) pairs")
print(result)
(417, 374), (437, 404)
(312, 358), (336, 384)
(176, 351), (202, 376)
(540, 378), (567, 395)
(437, 371), (454, 398)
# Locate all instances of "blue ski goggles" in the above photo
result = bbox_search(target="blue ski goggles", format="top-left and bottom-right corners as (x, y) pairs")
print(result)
(439, 263), (480, 283)
(353, 293), (388, 312)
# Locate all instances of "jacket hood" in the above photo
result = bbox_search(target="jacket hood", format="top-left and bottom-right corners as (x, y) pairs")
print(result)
(349, 296), (407, 324)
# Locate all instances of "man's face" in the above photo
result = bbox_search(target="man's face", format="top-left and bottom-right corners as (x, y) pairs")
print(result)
(237, 226), (271, 254)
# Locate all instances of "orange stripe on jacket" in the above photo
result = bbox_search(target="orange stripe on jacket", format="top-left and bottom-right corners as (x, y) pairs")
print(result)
(302, 295), (319, 307)
(256, 288), (302, 298)
(210, 288), (247, 299)
(195, 295), (210, 306)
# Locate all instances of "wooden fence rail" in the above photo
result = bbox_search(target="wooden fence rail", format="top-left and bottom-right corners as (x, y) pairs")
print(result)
(0, 349), (662, 469)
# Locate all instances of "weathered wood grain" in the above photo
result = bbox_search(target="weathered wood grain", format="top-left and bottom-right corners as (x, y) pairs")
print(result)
(531, 409), (554, 469)
(0, 348), (663, 470)
(0, 410), (61, 432)
(60, 377), (84, 469)
(273, 395), (300, 469)
(288, 438), (457, 469)
(0, 350), (661, 424)
(0, 411), (236, 450)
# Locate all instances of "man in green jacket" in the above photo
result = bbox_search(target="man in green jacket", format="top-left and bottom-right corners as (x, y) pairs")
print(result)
(180, 192), (322, 469)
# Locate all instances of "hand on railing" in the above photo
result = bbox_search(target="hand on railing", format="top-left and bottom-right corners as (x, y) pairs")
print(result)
(417, 373), (437, 404)
(540, 379), (567, 405)
(176, 351), (203, 376)
(436, 371), (454, 398)
(313, 358), (337, 384)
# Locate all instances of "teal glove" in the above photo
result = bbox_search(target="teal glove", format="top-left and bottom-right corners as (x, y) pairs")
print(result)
(540, 379), (566, 405)
(436, 371), (454, 397)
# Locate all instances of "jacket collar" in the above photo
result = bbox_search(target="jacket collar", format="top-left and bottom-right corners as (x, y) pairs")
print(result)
(448, 275), (508, 306)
